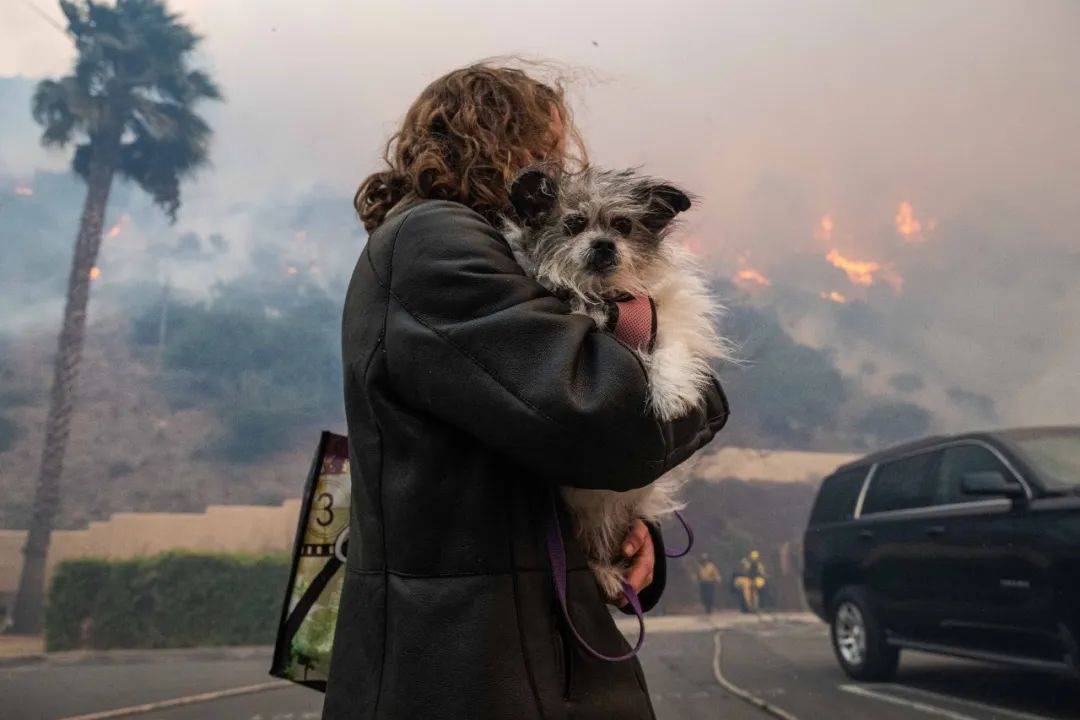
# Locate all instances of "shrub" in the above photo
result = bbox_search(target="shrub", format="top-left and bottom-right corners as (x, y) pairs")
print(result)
(45, 552), (289, 651)
(0, 415), (21, 453)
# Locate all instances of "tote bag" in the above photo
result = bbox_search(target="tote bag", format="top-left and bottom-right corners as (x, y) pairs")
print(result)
(270, 429), (668, 690)
(270, 431), (350, 691)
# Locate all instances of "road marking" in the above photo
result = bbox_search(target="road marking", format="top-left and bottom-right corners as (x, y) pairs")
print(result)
(840, 684), (980, 720)
(712, 632), (800, 720)
(883, 683), (1053, 720)
(56, 680), (292, 720)
(614, 611), (821, 635)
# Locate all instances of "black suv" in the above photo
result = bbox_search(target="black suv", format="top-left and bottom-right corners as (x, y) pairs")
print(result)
(803, 426), (1080, 681)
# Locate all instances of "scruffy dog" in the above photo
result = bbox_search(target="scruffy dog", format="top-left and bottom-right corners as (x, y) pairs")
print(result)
(503, 167), (731, 600)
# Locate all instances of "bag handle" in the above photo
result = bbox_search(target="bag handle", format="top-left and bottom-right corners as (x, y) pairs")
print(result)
(280, 554), (342, 648)
(546, 491), (645, 662)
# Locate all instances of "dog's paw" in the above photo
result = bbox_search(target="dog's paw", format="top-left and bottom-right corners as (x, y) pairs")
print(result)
(648, 368), (706, 421)
(646, 343), (711, 421)
(590, 562), (628, 601)
(650, 385), (700, 422)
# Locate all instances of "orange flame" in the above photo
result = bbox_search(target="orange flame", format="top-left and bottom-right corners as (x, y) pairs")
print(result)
(88, 266), (101, 280)
(14, 185), (34, 197)
(825, 249), (903, 292)
(825, 249), (880, 286)
(286, 266), (299, 276)
(735, 268), (771, 287)
(821, 291), (847, 304)
(895, 201), (923, 240)
(105, 214), (129, 239)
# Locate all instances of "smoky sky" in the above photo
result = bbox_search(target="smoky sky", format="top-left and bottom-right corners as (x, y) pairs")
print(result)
(4, 1), (1078, 233)
(2, 0), (1078, 427)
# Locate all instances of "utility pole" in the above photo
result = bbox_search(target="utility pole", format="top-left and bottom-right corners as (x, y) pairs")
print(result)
(157, 277), (170, 369)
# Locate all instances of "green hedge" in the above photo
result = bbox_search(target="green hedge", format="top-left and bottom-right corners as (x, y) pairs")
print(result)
(46, 551), (289, 651)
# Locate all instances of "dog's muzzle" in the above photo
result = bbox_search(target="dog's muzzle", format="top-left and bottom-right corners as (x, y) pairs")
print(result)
(586, 238), (618, 274)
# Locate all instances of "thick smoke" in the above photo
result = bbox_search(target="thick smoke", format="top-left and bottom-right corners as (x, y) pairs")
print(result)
(2, 0), (1078, 434)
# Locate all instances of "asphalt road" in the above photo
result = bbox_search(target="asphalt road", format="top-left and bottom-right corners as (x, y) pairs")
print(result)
(2, 615), (1077, 719)
(708, 620), (1080, 720)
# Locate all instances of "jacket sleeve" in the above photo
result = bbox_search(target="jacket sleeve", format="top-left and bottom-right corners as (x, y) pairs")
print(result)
(380, 200), (729, 491)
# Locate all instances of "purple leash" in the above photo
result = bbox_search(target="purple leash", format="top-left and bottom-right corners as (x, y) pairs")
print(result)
(546, 492), (645, 662)
(665, 510), (695, 558)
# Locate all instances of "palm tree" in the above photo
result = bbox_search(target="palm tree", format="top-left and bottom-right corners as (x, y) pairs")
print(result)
(7, 0), (220, 633)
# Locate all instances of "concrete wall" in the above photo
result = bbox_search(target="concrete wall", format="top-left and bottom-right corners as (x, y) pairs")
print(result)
(0, 447), (858, 598)
(0, 499), (302, 595)
(693, 447), (857, 484)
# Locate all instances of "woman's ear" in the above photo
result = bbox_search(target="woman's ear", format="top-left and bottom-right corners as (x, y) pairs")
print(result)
(637, 182), (692, 233)
(510, 168), (558, 227)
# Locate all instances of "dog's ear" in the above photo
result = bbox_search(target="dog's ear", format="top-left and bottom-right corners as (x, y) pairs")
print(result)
(510, 168), (558, 227)
(637, 182), (692, 233)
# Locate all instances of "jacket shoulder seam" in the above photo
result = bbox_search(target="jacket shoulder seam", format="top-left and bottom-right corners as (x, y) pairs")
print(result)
(382, 205), (565, 430)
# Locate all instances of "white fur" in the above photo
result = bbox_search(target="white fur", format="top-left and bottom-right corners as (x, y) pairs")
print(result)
(503, 171), (731, 600)
(559, 244), (727, 598)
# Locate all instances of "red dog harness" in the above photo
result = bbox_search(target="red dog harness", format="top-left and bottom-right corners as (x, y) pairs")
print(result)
(608, 294), (658, 352)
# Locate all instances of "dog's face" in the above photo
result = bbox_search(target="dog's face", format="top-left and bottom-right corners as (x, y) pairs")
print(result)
(508, 168), (691, 300)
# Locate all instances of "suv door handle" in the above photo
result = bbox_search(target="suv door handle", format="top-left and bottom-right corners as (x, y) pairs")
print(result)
(858, 530), (874, 540)
(924, 525), (947, 536)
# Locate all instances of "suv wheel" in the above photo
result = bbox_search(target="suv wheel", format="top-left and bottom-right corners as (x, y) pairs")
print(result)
(830, 586), (899, 681)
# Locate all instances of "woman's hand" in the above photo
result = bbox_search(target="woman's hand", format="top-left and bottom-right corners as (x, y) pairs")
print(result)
(612, 519), (655, 608)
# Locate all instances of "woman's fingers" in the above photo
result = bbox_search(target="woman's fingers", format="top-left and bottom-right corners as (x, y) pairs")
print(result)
(622, 520), (650, 558)
(620, 525), (655, 606)
(611, 520), (656, 607)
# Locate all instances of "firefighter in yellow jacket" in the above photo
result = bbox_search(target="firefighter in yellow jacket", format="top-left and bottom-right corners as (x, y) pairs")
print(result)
(733, 550), (767, 613)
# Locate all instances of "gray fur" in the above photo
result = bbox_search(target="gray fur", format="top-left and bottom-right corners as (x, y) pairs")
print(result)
(503, 167), (733, 600)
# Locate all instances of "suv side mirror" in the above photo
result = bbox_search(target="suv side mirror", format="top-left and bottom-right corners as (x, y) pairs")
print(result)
(961, 470), (1025, 498)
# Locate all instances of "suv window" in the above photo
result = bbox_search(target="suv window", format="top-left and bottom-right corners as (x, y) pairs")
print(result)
(933, 444), (1013, 505)
(861, 451), (938, 515)
(809, 469), (867, 525)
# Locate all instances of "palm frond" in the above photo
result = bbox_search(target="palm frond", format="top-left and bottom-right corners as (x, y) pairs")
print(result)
(185, 70), (221, 101)
(32, 79), (77, 147)
(120, 100), (214, 220)
(32, 0), (222, 220)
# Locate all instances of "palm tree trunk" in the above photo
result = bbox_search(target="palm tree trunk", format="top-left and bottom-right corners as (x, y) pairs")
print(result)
(7, 157), (116, 635)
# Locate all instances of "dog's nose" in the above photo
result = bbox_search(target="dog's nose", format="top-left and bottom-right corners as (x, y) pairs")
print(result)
(588, 239), (618, 272)
(592, 238), (616, 255)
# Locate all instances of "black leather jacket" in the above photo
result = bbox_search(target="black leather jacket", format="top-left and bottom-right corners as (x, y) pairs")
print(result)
(323, 200), (729, 720)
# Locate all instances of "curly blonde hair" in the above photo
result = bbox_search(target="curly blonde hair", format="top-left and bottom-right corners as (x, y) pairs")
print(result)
(355, 60), (587, 232)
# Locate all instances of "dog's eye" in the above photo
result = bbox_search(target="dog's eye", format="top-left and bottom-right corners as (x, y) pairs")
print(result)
(611, 217), (633, 236)
(562, 214), (587, 236)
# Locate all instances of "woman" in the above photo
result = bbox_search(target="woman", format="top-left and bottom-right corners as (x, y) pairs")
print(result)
(324, 62), (729, 720)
